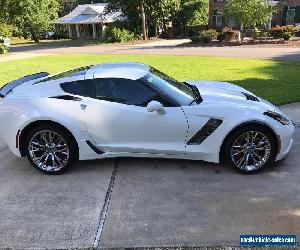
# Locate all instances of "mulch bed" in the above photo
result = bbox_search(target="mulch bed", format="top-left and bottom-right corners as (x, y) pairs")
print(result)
(180, 38), (300, 48)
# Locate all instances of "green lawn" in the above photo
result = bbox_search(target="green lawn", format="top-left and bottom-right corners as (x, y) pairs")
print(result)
(0, 54), (299, 105)
(11, 37), (104, 47)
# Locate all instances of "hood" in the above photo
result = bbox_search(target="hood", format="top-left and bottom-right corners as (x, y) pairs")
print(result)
(185, 80), (254, 103)
(185, 80), (282, 114)
(197, 85), (246, 102)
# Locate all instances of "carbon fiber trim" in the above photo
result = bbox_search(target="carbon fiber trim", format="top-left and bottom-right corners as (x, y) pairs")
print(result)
(50, 95), (82, 101)
(292, 120), (300, 127)
(187, 118), (223, 145)
(242, 92), (260, 102)
(86, 140), (105, 154)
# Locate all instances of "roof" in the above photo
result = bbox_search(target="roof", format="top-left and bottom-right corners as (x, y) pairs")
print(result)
(53, 3), (121, 24)
(87, 62), (150, 80)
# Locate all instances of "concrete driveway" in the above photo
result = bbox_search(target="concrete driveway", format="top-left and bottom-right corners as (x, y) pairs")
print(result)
(0, 105), (299, 249)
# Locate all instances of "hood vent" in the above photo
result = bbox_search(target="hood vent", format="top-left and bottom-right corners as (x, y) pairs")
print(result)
(242, 92), (259, 102)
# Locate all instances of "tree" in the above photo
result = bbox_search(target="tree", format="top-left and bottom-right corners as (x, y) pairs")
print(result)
(0, 20), (13, 38)
(140, 0), (147, 39)
(104, 0), (207, 38)
(105, 0), (180, 39)
(224, 0), (277, 36)
(0, 0), (59, 42)
(150, 0), (181, 37)
(105, 0), (147, 39)
(77, 0), (106, 4)
(58, 0), (77, 16)
(172, 0), (208, 36)
(180, 0), (208, 26)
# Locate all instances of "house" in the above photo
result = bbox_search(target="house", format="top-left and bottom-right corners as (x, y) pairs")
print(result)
(52, 3), (121, 39)
(209, 0), (300, 29)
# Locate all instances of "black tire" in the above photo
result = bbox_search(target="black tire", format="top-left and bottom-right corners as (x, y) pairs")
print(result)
(223, 125), (277, 174)
(25, 124), (78, 175)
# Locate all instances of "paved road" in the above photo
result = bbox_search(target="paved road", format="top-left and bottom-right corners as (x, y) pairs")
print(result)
(47, 44), (300, 61)
(0, 105), (299, 249)
(1, 39), (300, 62)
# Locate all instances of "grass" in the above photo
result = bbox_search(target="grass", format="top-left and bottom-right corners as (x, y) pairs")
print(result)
(10, 37), (104, 47)
(0, 54), (299, 105)
(10, 37), (36, 45)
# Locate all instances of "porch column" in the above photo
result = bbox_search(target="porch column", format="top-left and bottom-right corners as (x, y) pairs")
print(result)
(68, 24), (72, 38)
(92, 23), (97, 38)
(101, 24), (106, 39)
(76, 24), (80, 38)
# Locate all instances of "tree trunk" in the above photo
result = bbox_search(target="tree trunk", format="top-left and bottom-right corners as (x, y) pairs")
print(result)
(154, 20), (158, 37)
(30, 30), (39, 43)
(180, 23), (185, 37)
(240, 23), (245, 41)
(162, 14), (167, 38)
(140, 0), (147, 40)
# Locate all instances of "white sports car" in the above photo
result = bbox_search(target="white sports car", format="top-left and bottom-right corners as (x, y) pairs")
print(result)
(0, 62), (294, 174)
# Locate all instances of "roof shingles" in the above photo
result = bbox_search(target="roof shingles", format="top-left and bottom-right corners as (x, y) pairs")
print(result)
(53, 3), (120, 24)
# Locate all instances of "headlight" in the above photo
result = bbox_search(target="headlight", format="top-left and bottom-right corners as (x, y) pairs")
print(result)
(264, 111), (290, 125)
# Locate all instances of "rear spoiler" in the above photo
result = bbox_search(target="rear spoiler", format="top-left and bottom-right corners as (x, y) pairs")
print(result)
(0, 72), (49, 98)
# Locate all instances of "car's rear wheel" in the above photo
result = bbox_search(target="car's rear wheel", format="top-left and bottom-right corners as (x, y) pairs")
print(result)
(224, 125), (277, 174)
(25, 125), (77, 174)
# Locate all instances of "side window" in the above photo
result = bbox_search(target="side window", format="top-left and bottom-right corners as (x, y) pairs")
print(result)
(61, 79), (95, 98)
(95, 78), (168, 107)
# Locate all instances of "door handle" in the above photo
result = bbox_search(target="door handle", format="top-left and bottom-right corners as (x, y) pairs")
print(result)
(80, 104), (87, 111)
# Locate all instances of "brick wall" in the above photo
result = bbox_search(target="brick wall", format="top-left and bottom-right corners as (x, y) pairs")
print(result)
(274, 0), (300, 25)
(208, 0), (226, 28)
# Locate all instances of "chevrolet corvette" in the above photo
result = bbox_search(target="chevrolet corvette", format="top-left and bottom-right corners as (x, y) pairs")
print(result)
(0, 62), (294, 174)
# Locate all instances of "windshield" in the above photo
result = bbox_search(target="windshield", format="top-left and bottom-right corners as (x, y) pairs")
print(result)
(142, 68), (194, 106)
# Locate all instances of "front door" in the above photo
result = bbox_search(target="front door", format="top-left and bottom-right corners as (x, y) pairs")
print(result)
(82, 78), (188, 156)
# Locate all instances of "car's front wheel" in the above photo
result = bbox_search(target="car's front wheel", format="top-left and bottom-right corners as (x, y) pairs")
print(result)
(25, 125), (77, 174)
(224, 125), (277, 174)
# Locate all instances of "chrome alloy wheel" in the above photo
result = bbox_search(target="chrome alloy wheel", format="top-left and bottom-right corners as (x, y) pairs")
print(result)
(28, 130), (70, 172)
(231, 131), (271, 172)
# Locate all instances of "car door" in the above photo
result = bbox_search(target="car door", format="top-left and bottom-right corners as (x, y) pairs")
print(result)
(82, 78), (188, 156)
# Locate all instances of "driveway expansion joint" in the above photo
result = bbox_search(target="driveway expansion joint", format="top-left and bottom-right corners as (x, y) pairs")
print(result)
(93, 159), (119, 249)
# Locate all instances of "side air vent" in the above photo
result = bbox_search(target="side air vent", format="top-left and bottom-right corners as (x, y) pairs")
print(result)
(50, 95), (82, 101)
(86, 140), (105, 154)
(242, 92), (260, 102)
(187, 118), (223, 145)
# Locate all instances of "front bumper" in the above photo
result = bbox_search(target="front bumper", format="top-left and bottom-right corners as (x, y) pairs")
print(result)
(275, 122), (294, 161)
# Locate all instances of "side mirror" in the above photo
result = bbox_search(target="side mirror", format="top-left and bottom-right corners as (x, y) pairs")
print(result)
(147, 101), (166, 115)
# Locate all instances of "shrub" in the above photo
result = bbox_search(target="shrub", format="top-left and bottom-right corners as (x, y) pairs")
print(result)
(200, 29), (218, 43)
(252, 27), (260, 40)
(270, 25), (297, 39)
(218, 27), (238, 42)
(106, 27), (136, 43)
(0, 22), (13, 38)
(191, 36), (201, 42)
(285, 25), (297, 35)
(282, 32), (292, 41)
(217, 32), (226, 42)
(259, 30), (269, 40)
(270, 26), (285, 39)
(0, 45), (9, 54)
(51, 33), (69, 40)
